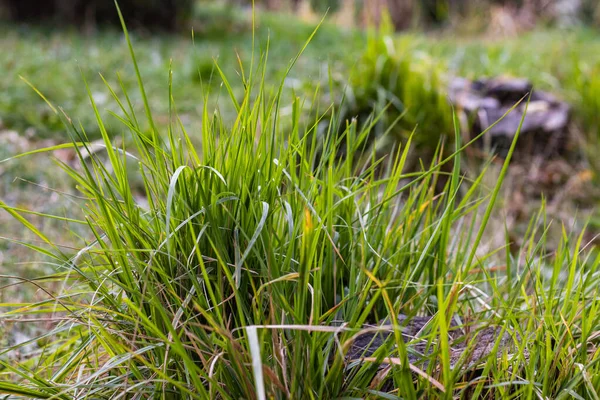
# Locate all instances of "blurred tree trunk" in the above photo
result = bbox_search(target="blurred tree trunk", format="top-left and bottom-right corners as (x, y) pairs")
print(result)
(265, 0), (283, 10)
(0, 0), (193, 31)
(387, 0), (416, 30)
(361, 0), (452, 30)
(361, 0), (415, 30)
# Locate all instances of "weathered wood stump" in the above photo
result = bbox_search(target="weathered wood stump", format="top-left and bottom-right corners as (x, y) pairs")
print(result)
(347, 314), (522, 390)
(448, 76), (571, 157)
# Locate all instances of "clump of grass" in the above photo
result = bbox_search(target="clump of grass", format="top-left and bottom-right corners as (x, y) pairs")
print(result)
(334, 17), (452, 155)
(573, 61), (600, 166)
(1, 10), (600, 400)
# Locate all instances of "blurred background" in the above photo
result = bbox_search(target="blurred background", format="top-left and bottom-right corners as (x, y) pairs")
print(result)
(1, 0), (600, 294)
(2, 0), (599, 32)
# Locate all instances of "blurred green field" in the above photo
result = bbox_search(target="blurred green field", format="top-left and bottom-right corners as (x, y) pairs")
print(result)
(0, 11), (359, 138)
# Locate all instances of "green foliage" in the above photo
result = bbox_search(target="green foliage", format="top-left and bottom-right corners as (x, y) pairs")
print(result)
(574, 61), (600, 141)
(0, 12), (361, 140)
(572, 60), (600, 190)
(337, 26), (452, 154)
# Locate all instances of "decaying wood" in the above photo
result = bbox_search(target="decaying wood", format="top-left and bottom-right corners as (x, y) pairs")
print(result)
(448, 76), (571, 156)
(347, 314), (523, 372)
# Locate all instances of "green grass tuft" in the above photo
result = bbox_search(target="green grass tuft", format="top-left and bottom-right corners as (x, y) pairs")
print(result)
(1, 14), (600, 400)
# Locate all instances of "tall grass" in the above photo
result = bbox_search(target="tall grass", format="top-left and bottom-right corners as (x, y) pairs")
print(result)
(1, 9), (600, 399)
(573, 61), (600, 179)
(335, 18), (452, 157)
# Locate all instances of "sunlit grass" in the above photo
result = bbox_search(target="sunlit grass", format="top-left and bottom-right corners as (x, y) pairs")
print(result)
(1, 9), (600, 400)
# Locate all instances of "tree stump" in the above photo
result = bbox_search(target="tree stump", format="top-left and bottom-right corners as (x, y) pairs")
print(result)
(448, 76), (571, 157)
